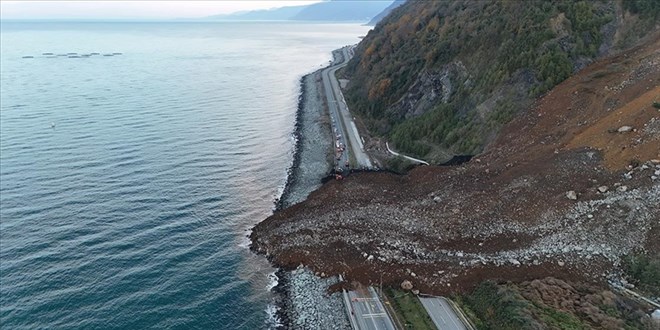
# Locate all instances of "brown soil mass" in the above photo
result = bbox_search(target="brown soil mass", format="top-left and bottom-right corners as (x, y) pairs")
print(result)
(251, 35), (660, 297)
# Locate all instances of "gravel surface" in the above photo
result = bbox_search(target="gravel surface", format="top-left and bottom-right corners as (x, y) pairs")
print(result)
(287, 267), (350, 330)
(277, 71), (333, 210)
(267, 69), (350, 329)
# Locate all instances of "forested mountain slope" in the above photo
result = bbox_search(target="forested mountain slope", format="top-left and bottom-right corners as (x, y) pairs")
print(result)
(343, 0), (659, 162)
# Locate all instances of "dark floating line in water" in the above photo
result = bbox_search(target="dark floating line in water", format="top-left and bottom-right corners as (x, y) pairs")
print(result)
(27, 52), (122, 59)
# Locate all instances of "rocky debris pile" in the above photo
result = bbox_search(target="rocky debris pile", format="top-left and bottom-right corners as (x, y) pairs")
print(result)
(644, 117), (660, 136)
(254, 156), (659, 294)
(287, 267), (350, 330)
(606, 49), (659, 93)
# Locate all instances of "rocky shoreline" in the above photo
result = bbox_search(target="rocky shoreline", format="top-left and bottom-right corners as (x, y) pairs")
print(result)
(275, 70), (333, 211)
(266, 68), (351, 329)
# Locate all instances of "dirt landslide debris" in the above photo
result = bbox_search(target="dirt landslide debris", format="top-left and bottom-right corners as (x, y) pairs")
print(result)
(251, 34), (660, 324)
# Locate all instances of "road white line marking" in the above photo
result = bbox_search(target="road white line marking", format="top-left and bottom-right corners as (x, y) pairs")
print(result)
(439, 299), (462, 330)
(431, 298), (447, 325)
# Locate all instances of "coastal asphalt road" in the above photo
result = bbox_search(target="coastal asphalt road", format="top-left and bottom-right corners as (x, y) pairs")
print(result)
(322, 46), (373, 170)
(419, 296), (467, 330)
(323, 49), (350, 173)
(345, 287), (396, 330)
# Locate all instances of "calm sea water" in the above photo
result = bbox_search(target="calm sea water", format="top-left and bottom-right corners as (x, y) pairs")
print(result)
(0, 21), (369, 329)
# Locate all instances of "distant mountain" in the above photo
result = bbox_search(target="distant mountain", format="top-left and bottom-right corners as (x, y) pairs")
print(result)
(209, 0), (393, 22)
(207, 5), (306, 21)
(291, 0), (393, 22)
(367, 0), (406, 26)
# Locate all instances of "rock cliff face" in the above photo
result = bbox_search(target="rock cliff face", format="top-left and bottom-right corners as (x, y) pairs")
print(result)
(387, 61), (469, 121)
(251, 34), (660, 323)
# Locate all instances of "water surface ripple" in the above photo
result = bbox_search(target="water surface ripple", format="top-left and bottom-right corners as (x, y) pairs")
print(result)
(0, 21), (369, 329)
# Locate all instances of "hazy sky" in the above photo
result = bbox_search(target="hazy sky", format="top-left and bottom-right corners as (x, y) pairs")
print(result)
(0, 1), (324, 19)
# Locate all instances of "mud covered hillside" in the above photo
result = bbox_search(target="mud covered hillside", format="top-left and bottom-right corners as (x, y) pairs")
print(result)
(252, 33), (660, 328)
(342, 0), (659, 162)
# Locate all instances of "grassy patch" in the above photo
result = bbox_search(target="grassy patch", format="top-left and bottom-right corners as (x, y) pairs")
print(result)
(458, 281), (537, 329)
(452, 295), (485, 329)
(622, 253), (660, 297)
(536, 304), (588, 330)
(384, 289), (437, 330)
(457, 280), (656, 330)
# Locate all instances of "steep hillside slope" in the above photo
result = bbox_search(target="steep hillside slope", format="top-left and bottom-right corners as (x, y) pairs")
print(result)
(343, 0), (659, 162)
(252, 32), (660, 328)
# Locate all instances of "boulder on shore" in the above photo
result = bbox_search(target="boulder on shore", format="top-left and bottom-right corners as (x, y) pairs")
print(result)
(401, 280), (413, 290)
(566, 190), (578, 200)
